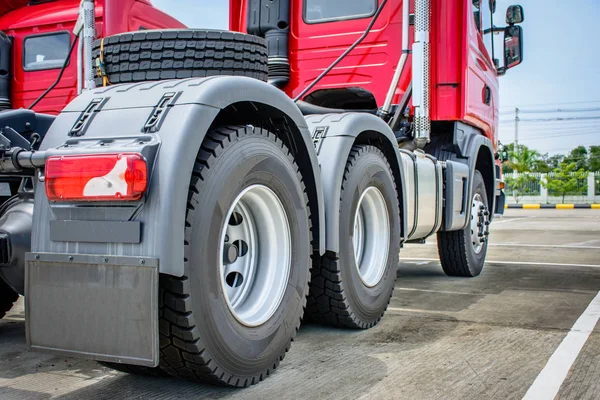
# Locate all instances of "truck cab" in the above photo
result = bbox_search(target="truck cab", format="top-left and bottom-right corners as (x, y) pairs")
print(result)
(0, 0), (185, 114)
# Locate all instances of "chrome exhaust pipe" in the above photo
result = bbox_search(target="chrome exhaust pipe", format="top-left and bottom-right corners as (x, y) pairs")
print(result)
(413, 0), (431, 148)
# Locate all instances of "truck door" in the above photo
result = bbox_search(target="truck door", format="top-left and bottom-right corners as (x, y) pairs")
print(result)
(289, 0), (404, 106)
(464, 0), (498, 140)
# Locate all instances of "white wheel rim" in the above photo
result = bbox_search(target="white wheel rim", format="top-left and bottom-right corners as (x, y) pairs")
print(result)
(353, 186), (390, 287)
(219, 185), (292, 327)
(470, 193), (489, 254)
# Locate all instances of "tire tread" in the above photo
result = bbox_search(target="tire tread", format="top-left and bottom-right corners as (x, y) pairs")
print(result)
(305, 145), (397, 329)
(92, 30), (268, 86)
(437, 170), (487, 277)
(158, 125), (312, 387)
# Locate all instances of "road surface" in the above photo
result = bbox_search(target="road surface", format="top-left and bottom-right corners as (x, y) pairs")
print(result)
(1, 209), (599, 399)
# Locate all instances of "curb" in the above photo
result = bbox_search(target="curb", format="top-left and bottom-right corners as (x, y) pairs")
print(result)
(506, 204), (600, 210)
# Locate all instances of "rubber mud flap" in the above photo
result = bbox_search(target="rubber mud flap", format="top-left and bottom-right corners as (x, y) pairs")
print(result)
(25, 253), (159, 367)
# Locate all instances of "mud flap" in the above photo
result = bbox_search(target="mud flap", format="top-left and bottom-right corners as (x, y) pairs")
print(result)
(25, 253), (159, 367)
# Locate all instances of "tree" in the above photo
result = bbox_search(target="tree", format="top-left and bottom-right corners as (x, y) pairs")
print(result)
(542, 162), (588, 204)
(589, 145), (600, 172)
(505, 144), (541, 173)
(505, 173), (539, 204)
(564, 146), (589, 171)
(546, 154), (565, 171)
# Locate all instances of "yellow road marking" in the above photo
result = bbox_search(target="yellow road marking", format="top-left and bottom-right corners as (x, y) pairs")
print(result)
(556, 204), (575, 209)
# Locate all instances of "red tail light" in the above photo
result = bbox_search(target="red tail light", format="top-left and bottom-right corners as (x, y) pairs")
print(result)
(45, 153), (148, 201)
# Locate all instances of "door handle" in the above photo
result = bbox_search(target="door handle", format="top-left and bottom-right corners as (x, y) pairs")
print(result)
(483, 85), (491, 106)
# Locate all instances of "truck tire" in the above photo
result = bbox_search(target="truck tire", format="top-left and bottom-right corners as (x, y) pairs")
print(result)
(0, 277), (18, 320)
(437, 170), (490, 277)
(306, 145), (400, 329)
(92, 30), (268, 86)
(158, 125), (311, 387)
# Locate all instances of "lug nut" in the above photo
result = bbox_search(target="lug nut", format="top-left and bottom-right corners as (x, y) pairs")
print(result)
(224, 244), (239, 265)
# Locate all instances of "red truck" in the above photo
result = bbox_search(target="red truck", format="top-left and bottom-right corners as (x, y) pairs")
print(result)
(0, 0), (523, 387)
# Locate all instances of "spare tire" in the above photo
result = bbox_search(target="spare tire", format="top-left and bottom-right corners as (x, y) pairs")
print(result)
(92, 30), (268, 86)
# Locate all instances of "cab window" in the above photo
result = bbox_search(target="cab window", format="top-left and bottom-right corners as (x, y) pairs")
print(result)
(304, 0), (377, 24)
(473, 0), (493, 56)
(23, 32), (71, 71)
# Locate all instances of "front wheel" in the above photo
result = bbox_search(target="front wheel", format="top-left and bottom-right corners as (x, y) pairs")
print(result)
(437, 170), (490, 277)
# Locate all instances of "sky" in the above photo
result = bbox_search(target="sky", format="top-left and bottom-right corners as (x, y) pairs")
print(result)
(152, 0), (600, 156)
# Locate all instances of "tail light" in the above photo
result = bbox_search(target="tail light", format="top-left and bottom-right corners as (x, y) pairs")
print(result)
(45, 153), (148, 201)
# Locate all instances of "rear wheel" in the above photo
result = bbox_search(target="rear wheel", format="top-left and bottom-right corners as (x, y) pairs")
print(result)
(437, 170), (490, 277)
(0, 278), (18, 320)
(306, 145), (400, 329)
(158, 125), (311, 387)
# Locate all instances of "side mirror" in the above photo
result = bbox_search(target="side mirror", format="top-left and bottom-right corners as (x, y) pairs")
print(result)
(497, 144), (509, 163)
(503, 25), (523, 70)
(506, 5), (524, 25)
(489, 0), (497, 13)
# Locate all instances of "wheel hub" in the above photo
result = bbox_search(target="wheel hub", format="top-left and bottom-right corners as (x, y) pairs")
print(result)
(219, 185), (291, 327)
(470, 193), (490, 254)
(353, 186), (390, 288)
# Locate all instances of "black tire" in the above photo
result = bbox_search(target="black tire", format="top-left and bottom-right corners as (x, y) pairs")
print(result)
(306, 145), (400, 329)
(99, 362), (168, 377)
(158, 125), (311, 387)
(92, 30), (268, 86)
(437, 170), (489, 277)
(0, 278), (18, 320)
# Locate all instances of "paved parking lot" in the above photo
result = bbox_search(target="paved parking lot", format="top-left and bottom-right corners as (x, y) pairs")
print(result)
(1, 209), (599, 399)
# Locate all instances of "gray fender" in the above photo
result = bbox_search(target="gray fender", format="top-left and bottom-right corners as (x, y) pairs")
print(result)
(306, 113), (408, 254)
(32, 77), (325, 277)
(451, 122), (497, 225)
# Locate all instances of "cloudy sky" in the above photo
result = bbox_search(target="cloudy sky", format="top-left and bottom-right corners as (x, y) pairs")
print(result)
(152, 0), (600, 156)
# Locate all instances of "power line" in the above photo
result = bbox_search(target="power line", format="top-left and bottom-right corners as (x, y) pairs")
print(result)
(499, 107), (600, 115)
(500, 100), (600, 109)
(500, 116), (600, 124)
(518, 131), (600, 141)
(499, 126), (600, 134)
(512, 129), (600, 136)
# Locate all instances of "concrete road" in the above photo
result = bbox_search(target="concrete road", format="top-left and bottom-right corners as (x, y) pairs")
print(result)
(1, 209), (599, 399)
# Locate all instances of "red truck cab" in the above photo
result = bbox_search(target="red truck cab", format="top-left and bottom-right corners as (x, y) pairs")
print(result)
(0, 0), (185, 114)
(232, 0), (510, 147)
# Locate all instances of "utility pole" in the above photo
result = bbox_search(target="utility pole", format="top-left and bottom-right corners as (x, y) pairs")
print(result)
(514, 107), (519, 148)
(514, 107), (519, 161)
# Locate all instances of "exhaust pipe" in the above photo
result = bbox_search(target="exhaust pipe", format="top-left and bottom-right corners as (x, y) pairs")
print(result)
(82, 0), (96, 91)
(413, 0), (431, 149)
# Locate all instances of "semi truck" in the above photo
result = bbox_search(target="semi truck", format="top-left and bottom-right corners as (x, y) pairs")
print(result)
(0, 0), (523, 387)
